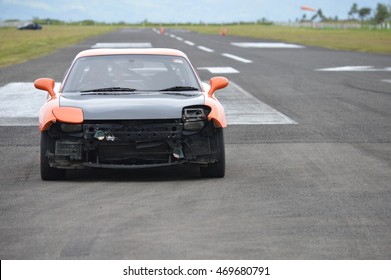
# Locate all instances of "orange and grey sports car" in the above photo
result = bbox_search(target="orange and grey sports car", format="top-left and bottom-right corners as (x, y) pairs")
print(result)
(35, 48), (228, 180)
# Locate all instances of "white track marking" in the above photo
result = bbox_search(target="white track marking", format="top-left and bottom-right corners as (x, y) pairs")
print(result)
(210, 81), (296, 125)
(169, 34), (176, 38)
(381, 79), (391, 83)
(0, 82), (295, 126)
(316, 66), (391, 72)
(222, 53), (252, 63)
(197, 46), (215, 53)
(91, 43), (152, 48)
(184, 40), (195, 46)
(231, 42), (304, 48)
(176, 37), (183, 41)
(0, 82), (60, 126)
(198, 67), (239, 74)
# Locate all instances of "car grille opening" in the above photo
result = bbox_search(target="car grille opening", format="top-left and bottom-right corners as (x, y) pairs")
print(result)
(83, 119), (183, 165)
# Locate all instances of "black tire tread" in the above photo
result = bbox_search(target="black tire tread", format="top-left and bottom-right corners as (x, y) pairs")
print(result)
(200, 129), (225, 178)
(40, 131), (66, 180)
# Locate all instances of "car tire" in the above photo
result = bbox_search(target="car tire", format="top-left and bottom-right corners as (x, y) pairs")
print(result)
(40, 131), (66, 180)
(200, 128), (225, 178)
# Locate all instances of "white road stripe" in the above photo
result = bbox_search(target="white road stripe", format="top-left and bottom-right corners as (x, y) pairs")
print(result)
(222, 53), (252, 63)
(197, 46), (215, 53)
(231, 42), (304, 48)
(0, 82), (296, 126)
(184, 40), (195, 46)
(381, 79), (391, 83)
(176, 37), (183, 41)
(91, 43), (152, 48)
(198, 67), (239, 74)
(212, 81), (296, 125)
(169, 34), (176, 38)
(0, 82), (60, 126)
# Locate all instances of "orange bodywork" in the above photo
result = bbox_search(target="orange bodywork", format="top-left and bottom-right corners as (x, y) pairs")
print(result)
(39, 98), (84, 131)
(35, 78), (84, 131)
(39, 97), (59, 131)
(204, 77), (229, 128)
(52, 107), (84, 124)
(204, 95), (227, 128)
(36, 48), (227, 131)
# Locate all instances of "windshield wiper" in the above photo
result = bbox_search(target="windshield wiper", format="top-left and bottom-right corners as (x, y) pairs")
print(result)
(158, 86), (199, 92)
(80, 87), (137, 93)
(161, 92), (198, 97)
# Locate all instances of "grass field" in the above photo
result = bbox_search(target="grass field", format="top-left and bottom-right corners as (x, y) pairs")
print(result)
(0, 25), (116, 68)
(1, 24), (390, 68)
(184, 24), (391, 54)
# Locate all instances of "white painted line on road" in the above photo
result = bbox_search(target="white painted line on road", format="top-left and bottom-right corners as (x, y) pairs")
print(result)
(0, 82), (61, 126)
(316, 66), (391, 72)
(198, 67), (239, 74)
(0, 82), (295, 126)
(91, 42), (152, 48)
(176, 37), (183, 41)
(209, 81), (296, 125)
(184, 40), (195, 46)
(231, 42), (305, 49)
(381, 79), (391, 83)
(169, 34), (176, 38)
(222, 53), (252, 63)
(197, 46), (215, 53)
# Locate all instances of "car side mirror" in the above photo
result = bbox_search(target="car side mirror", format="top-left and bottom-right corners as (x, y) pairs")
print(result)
(34, 78), (56, 99)
(208, 77), (229, 97)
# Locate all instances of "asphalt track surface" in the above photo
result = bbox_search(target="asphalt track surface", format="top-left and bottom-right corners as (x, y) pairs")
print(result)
(1, 28), (391, 259)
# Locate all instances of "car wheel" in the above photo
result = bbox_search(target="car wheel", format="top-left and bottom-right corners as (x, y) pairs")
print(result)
(40, 131), (66, 180)
(200, 128), (225, 178)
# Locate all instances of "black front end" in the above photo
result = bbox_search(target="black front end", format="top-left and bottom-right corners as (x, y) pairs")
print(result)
(45, 117), (222, 169)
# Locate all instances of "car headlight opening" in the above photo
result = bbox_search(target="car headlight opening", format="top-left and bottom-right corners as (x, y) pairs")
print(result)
(182, 106), (211, 131)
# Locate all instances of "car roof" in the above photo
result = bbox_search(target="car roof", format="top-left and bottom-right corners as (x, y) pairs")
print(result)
(75, 48), (188, 59)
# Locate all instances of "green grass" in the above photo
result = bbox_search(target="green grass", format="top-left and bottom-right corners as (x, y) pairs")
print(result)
(183, 24), (391, 54)
(0, 25), (117, 68)
(1, 24), (390, 69)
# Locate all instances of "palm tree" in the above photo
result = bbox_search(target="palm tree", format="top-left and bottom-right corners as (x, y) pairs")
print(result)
(348, 3), (359, 19)
(374, 3), (390, 24)
(358, 8), (371, 21)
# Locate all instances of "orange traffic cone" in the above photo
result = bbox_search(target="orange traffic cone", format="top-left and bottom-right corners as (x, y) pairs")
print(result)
(219, 28), (227, 36)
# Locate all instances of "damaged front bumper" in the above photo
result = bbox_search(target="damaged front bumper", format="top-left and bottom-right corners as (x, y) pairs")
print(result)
(46, 119), (221, 169)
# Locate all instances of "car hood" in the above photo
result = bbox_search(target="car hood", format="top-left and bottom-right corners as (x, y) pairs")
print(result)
(59, 92), (205, 120)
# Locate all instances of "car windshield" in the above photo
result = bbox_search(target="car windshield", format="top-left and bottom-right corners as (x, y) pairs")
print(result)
(62, 54), (201, 94)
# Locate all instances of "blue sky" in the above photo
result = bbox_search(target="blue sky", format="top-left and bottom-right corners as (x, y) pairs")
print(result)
(0, 0), (383, 23)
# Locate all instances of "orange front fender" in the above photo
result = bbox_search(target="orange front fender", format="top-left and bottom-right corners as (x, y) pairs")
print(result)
(39, 99), (84, 131)
(39, 98), (59, 131)
(204, 95), (227, 128)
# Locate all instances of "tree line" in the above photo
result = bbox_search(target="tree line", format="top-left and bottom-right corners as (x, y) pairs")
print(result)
(349, 2), (390, 23)
(302, 3), (390, 24)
